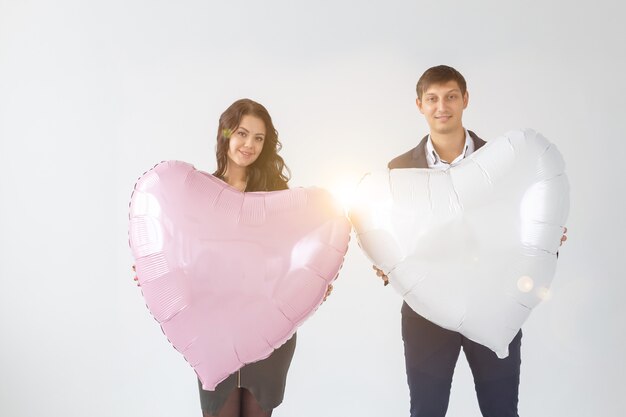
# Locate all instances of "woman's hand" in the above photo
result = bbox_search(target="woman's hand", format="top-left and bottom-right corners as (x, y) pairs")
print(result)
(373, 265), (389, 286)
(323, 284), (333, 302)
(560, 226), (568, 246)
(132, 265), (140, 287)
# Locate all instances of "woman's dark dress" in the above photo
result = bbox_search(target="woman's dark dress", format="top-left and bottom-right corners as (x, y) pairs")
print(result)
(198, 335), (296, 414)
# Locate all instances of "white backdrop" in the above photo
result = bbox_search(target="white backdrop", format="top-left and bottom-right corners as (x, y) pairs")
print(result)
(1, 1), (624, 416)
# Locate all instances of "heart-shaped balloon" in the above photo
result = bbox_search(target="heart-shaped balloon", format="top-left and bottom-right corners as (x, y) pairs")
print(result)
(128, 161), (351, 390)
(349, 129), (569, 358)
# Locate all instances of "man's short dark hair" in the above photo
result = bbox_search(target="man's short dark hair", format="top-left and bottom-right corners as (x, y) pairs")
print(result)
(416, 65), (467, 99)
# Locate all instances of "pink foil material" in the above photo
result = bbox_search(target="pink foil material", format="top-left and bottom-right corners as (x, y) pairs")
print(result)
(129, 161), (351, 390)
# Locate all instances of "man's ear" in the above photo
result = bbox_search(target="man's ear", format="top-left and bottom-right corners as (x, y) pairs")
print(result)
(416, 97), (424, 114)
(463, 91), (469, 109)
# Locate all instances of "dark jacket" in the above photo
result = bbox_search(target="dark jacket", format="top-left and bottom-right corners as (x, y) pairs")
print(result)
(388, 130), (486, 169)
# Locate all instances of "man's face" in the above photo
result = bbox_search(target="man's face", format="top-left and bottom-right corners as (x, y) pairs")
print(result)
(416, 80), (469, 136)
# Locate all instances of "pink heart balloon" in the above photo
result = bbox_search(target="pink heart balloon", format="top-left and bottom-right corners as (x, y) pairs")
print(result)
(129, 161), (351, 390)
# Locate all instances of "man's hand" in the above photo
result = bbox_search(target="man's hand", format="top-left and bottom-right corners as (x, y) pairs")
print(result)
(373, 265), (389, 286)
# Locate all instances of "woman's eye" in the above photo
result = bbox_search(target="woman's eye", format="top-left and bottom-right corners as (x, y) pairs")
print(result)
(255, 136), (264, 142)
(238, 131), (246, 137)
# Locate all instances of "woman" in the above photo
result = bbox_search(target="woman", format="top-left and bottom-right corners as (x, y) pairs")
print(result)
(132, 98), (331, 415)
(197, 98), (296, 417)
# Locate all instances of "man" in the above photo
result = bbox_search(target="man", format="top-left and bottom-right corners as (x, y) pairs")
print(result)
(376, 65), (566, 417)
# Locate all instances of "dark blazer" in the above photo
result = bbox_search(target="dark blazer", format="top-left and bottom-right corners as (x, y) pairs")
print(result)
(388, 130), (486, 169)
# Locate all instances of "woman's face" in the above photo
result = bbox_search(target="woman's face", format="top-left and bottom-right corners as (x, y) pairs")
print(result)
(226, 114), (266, 170)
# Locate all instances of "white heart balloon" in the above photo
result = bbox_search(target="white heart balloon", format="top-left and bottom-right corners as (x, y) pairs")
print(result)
(349, 129), (569, 358)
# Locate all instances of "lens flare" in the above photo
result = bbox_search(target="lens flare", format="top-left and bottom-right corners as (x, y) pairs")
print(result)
(537, 287), (552, 301)
(517, 275), (534, 292)
(329, 175), (360, 213)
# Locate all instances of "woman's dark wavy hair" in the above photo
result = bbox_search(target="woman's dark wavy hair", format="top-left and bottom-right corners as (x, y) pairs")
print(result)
(214, 99), (291, 191)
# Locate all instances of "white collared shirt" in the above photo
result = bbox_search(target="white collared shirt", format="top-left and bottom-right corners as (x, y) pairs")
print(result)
(425, 129), (475, 170)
